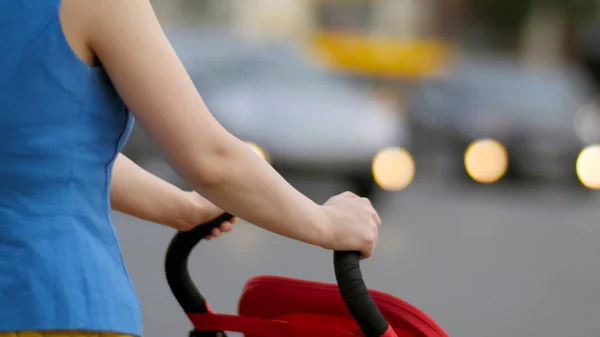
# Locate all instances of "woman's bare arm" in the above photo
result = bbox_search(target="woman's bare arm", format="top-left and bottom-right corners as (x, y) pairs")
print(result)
(110, 153), (234, 235)
(72, 0), (330, 248)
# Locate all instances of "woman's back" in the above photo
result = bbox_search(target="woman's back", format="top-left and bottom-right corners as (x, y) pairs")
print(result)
(0, 0), (141, 335)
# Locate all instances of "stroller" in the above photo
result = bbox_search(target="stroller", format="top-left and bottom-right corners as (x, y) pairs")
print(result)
(165, 214), (449, 337)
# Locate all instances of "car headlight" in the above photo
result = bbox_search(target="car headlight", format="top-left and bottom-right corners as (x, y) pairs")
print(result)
(577, 145), (600, 189)
(371, 147), (415, 191)
(464, 139), (509, 184)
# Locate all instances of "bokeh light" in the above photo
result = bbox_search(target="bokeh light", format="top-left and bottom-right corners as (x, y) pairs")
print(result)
(372, 147), (415, 191)
(246, 142), (270, 162)
(464, 139), (509, 184)
(576, 145), (600, 189)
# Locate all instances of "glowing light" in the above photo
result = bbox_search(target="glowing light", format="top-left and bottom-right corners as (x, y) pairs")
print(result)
(246, 142), (269, 162)
(464, 139), (509, 184)
(577, 145), (600, 189)
(372, 147), (415, 191)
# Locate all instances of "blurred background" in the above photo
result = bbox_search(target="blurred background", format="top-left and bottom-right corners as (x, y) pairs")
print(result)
(116, 1), (600, 336)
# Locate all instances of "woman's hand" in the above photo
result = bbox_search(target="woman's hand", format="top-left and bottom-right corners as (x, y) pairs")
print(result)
(320, 191), (381, 259)
(179, 191), (237, 240)
(110, 153), (237, 237)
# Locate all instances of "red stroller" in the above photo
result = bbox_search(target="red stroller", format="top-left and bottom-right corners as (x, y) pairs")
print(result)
(165, 214), (449, 337)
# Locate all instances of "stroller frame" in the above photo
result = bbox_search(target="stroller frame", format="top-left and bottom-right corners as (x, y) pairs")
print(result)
(165, 214), (446, 337)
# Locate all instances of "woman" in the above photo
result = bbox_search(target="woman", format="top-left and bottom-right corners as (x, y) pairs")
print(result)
(0, 1), (382, 337)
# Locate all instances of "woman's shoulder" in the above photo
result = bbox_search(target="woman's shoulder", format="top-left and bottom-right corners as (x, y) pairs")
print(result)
(60, 0), (158, 67)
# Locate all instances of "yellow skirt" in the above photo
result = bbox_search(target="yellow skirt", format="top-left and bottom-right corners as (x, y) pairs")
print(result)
(0, 333), (132, 337)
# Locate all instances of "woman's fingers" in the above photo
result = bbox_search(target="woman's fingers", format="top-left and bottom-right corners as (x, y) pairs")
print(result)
(220, 221), (234, 232)
(204, 228), (219, 241)
(203, 219), (236, 240)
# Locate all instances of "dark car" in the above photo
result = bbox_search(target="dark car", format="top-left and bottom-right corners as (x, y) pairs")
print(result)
(409, 58), (600, 187)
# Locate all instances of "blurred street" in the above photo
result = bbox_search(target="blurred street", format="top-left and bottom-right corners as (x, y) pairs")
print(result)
(115, 170), (600, 337)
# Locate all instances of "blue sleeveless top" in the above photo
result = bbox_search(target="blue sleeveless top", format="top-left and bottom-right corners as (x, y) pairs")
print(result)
(0, 1), (142, 335)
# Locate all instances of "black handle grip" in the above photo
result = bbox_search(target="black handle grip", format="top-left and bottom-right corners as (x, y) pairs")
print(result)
(334, 251), (390, 337)
(165, 214), (390, 337)
(165, 213), (235, 313)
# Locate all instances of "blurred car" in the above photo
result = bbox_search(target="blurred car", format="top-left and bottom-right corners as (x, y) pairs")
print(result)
(124, 28), (414, 199)
(408, 58), (600, 188)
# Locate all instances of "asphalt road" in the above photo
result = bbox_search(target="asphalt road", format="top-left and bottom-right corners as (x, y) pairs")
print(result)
(113, 172), (600, 337)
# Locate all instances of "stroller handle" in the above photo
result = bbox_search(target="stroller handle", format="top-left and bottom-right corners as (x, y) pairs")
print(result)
(165, 213), (391, 337)
(334, 251), (390, 337)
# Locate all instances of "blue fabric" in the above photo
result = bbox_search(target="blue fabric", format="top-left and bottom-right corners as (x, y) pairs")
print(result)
(0, 0), (142, 335)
